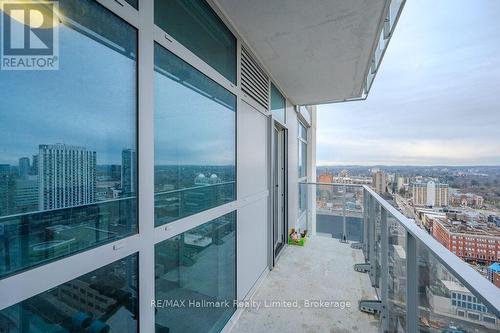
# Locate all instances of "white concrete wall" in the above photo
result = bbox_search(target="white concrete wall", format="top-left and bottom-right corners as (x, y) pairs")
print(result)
(309, 106), (317, 235)
(236, 99), (270, 299)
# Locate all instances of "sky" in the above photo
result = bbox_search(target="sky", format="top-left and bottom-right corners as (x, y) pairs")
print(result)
(316, 0), (500, 166)
(0, 23), (137, 165)
(0, 17), (235, 167)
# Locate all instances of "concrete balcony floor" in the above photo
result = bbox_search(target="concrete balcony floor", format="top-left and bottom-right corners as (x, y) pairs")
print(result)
(231, 236), (379, 333)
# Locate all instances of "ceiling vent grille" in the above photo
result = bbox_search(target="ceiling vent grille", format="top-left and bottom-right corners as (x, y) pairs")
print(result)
(241, 47), (270, 110)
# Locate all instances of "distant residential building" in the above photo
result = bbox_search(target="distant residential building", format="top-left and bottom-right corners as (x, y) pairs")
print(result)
(451, 193), (484, 208)
(121, 149), (136, 196)
(318, 173), (334, 183)
(332, 176), (372, 185)
(0, 165), (10, 174)
(31, 154), (38, 175)
(372, 171), (386, 194)
(39, 144), (96, 210)
(432, 218), (500, 265)
(396, 176), (405, 192)
(110, 164), (121, 180)
(18, 157), (30, 179)
(436, 183), (449, 207)
(15, 175), (39, 213)
(431, 280), (499, 330)
(412, 181), (448, 207)
(487, 263), (500, 288)
(338, 169), (349, 178)
(0, 165), (15, 216)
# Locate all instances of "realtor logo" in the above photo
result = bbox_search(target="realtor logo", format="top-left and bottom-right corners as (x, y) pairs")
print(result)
(1, 0), (59, 70)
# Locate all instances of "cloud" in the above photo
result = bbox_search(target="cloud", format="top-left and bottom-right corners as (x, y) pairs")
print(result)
(317, 0), (500, 166)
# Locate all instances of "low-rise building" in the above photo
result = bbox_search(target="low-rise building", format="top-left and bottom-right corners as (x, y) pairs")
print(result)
(451, 193), (484, 208)
(432, 219), (500, 265)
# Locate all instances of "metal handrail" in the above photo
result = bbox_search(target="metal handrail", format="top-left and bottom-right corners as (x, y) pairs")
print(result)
(302, 181), (500, 317)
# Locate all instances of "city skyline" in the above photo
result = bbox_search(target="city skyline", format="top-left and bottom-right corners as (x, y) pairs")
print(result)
(317, 0), (500, 166)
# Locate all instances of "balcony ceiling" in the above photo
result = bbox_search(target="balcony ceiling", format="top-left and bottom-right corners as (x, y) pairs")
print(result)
(215, 0), (387, 105)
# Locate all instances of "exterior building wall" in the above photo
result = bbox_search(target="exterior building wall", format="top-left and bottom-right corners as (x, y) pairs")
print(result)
(412, 181), (448, 207)
(318, 173), (333, 183)
(432, 220), (451, 249)
(412, 183), (427, 206)
(372, 171), (386, 194)
(493, 272), (500, 288)
(121, 149), (136, 195)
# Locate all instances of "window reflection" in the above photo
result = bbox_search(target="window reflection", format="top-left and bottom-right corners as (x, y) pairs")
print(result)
(0, 253), (139, 333)
(0, 0), (138, 278)
(271, 83), (286, 123)
(154, 0), (236, 83)
(155, 212), (236, 333)
(154, 43), (236, 227)
(298, 122), (307, 179)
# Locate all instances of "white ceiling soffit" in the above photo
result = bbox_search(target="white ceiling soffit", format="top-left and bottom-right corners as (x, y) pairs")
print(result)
(215, 0), (388, 105)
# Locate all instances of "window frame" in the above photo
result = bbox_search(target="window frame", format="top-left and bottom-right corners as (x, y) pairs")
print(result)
(298, 120), (308, 218)
(152, 42), (237, 227)
(0, 2), (265, 333)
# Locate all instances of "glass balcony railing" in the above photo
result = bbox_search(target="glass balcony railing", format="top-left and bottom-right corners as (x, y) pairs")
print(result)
(364, 0), (405, 96)
(300, 182), (500, 332)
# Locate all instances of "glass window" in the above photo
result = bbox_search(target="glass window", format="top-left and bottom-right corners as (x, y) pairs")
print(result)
(299, 122), (307, 140)
(125, 0), (138, 9)
(298, 122), (307, 179)
(154, 0), (236, 83)
(298, 142), (307, 178)
(271, 83), (286, 123)
(0, 0), (137, 278)
(155, 212), (236, 333)
(154, 43), (236, 227)
(299, 182), (307, 214)
(0, 253), (139, 332)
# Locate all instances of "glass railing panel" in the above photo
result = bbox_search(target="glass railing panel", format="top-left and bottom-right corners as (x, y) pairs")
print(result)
(389, 0), (405, 32)
(314, 184), (364, 242)
(387, 213), (408, 332)
(298, 182), (309, 233)
(374, 31), (386, 66)
(417, 243), (500, 332)
(373, 200), (382, 292)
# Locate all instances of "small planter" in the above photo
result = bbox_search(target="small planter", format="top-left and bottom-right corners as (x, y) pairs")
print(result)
(288, 236), (307, 246)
